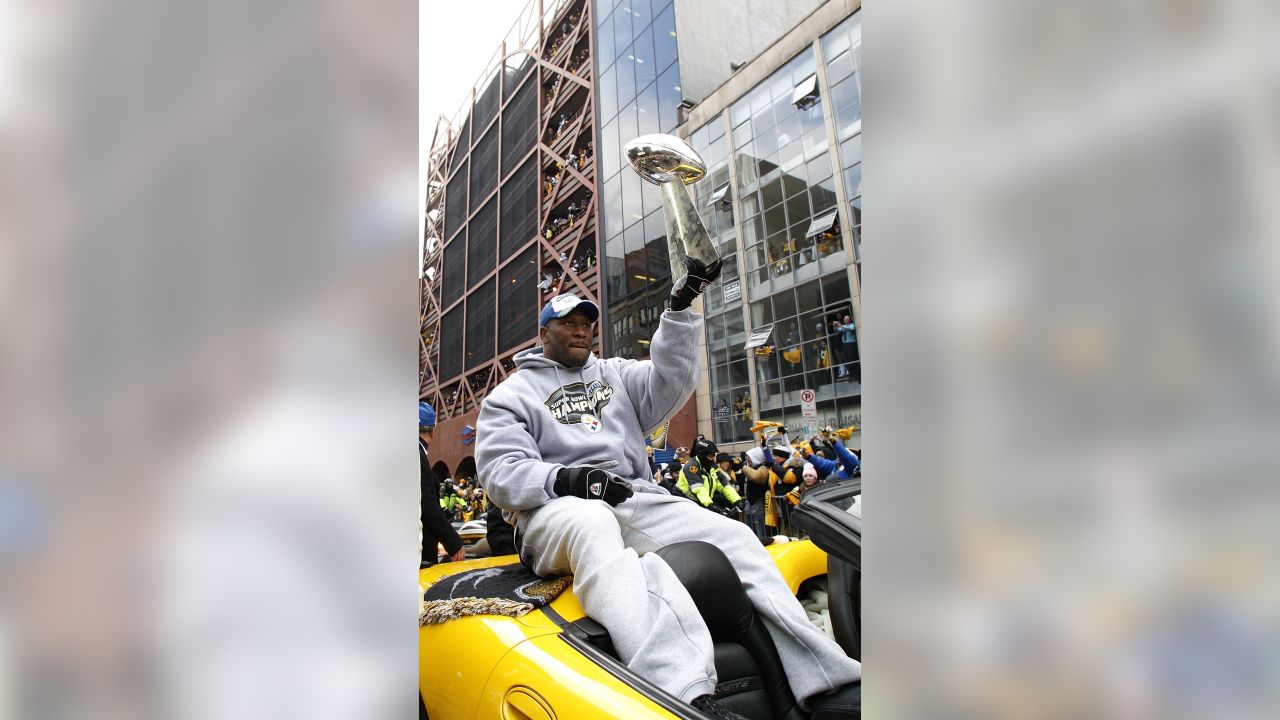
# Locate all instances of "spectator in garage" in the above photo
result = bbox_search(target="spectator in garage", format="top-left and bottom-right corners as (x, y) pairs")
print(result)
(476, 292), (859, 718)
(420, 402), (464, 566)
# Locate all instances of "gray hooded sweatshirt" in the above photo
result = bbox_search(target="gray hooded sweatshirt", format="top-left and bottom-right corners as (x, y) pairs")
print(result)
(476, 309), (703, 524)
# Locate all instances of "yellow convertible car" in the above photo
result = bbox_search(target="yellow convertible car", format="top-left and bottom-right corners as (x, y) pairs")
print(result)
(418, 481), (861, 720)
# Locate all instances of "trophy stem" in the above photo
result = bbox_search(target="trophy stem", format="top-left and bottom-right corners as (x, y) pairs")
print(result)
(660, 181), (716, 289)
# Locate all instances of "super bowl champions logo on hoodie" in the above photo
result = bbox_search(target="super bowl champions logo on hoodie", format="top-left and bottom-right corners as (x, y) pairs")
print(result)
(544, 379), (614, 432)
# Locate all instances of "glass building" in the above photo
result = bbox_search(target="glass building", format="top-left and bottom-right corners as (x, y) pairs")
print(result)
(594, 0), (685, 360)
(682, 7), (863, 447)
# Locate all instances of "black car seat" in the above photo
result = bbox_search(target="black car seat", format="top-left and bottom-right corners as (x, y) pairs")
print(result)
(654, 541), (807, 720)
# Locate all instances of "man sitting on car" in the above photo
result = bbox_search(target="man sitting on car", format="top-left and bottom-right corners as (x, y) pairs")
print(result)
(477, 289), (859, 720)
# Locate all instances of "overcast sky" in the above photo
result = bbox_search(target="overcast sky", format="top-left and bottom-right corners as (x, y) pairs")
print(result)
(419, 0), (530, 247)
(420, 0), (530, 163)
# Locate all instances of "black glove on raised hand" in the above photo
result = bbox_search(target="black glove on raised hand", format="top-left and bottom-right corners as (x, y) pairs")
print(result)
(554, 466), (634, 506)
(669, 256), (722, 312)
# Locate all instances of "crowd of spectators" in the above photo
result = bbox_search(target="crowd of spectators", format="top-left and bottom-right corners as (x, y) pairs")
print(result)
(647, 426), (859, 543)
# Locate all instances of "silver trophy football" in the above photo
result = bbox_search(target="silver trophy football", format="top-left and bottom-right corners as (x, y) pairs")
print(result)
(624, 134), (722, 297)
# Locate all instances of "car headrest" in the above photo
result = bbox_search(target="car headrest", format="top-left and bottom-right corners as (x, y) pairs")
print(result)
(654, 541), (753, 638)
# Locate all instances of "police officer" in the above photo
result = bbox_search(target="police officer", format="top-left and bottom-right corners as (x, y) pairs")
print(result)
(677, 439), (744, 517)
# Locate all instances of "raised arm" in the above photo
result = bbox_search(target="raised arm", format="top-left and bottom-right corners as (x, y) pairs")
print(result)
(617, 309), (705, 432)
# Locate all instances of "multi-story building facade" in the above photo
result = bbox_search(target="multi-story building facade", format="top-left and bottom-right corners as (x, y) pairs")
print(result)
(422, 0), (862, 478)
(680, 2), (863, 452)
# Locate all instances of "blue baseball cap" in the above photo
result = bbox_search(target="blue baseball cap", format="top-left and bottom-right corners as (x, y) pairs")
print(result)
(539, 293), (600, 327)
(419, 401), (436, 428)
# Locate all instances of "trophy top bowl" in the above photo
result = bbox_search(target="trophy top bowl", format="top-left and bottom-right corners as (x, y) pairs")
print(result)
(624, 133), (706, 185)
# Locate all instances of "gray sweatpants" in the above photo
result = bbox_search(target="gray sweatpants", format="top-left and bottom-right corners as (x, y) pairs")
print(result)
(516, 491), (861, 705)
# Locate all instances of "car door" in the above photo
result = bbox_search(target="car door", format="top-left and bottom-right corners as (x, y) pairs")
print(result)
(790, 480), (861, 660)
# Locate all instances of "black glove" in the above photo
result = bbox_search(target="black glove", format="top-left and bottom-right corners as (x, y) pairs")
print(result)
(669, 256), (722, 311)
(554, 466), (634, 506)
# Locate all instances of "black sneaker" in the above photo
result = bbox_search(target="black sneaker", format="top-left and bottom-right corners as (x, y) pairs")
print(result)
(691, 694), (749, 720)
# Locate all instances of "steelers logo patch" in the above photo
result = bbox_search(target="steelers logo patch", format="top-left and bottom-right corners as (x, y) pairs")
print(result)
(581, 414), (602, 433)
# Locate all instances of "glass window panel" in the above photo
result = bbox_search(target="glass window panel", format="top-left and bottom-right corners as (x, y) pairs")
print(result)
(653, 4), (677, 69)
(439, 304), (464, 381)
(797, 102), (824, 135)
(803, 127), (829, 162)
(753, 119), (778, 157)
(470, 126), (499, 211)
(741, 213), (763, 246)
(621, 167), (644, 227)
(773, 288), (797, 320)
(796, 279), (821, 314)
(600, 117), (620, 181)
(442, 231), (466, 309)
(763, 204), (787, 237)
(657, 63), (681, 133)
(707, 114), (725, 140)
(747, 110), (768, 146)
(633, 27), (655, 90)
(498, 246), (538, 350)
(790, 48), (816, 86)
(807, 155), (833, 185)
(613, 7), (632, 55)
(624, 223), (648, 294)
(840, 134), (863, 170)
(751, 298), (773, 326)
(822, 15), (853, 57)
(604, 233), (625, 301)
(826, 49), (854, 83)
(465, 278), (495, 372)
(726, 311), (745, 339)
(785, 192), (810, 227)
(728, 358), (749, 387)
(616, 43), (636, 104)
(603, 175), (623, 229)
(822, 272), (852, 309)
(637, 80), (659, 136)
(597, 12), (615, 65)
(760, 177), (784, 209)
(779, 132), (804, 171)
(618, 101), (638, 155)
(501, 80), (537, 175)
(830, 77), (861, 138)
(468, 197), (497, 288)
(500, 158), (538, 256)
(844, 163), (862, 202)
(631, 0), (652, 28)
(704, 281), (724, 314)
(445, 159), (468, 240)
(781, 173), (805, 199)
(811, 178), (837, 216)
(599, 65), (617, 120)
(736, 152), (759, 188)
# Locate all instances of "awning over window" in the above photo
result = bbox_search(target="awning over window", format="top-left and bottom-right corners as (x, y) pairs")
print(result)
(805, 211), (838, 238)
(744, 324), (774, 350)
(792, 74), (820, 106)
(706, 184), (729, 207)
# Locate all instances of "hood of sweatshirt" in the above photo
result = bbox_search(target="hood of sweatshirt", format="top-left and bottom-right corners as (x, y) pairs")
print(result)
(513, 345), (597, 371)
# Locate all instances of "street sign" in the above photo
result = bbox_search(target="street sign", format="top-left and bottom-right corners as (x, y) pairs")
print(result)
(800, 389), (817, 420)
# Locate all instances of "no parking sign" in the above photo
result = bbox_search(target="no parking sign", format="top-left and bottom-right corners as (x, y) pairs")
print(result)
(800, 389), (817, 420)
